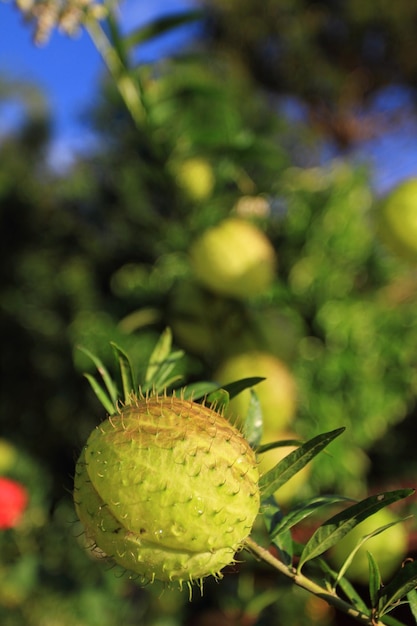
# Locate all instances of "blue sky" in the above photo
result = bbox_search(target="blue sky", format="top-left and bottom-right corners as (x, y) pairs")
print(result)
(1, 1), (417, 191)
(0, 0), (201, 168)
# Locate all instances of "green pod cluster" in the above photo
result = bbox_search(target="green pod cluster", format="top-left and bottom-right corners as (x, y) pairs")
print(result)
(74, 394), (260, 585)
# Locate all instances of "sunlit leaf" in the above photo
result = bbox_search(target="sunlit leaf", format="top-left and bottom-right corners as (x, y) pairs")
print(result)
(259, 428), (344, 500)
(83, 373), (115, 416)
(77, 345), (118, 411)
(145, 327), (173, 384)
(298, 489), (414, 571)
(111, 342), (135, 403)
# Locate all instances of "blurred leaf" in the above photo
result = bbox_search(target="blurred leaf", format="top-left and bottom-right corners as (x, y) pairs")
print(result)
(259, 428), (344, 499)
(125, 10), (204, 50)
(106, 11), (129, 68)
(298, 489), (414, 571)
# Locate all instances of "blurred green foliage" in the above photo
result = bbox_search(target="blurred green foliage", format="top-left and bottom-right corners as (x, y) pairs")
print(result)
(204, 0), (417, 148)
(1, 3), (417, 625)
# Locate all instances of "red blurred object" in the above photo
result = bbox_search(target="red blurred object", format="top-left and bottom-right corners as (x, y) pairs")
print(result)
(0, 477), (28, 529)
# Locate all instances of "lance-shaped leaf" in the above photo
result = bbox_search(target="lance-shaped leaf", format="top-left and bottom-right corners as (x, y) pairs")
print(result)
(143, 328), (185, 392)
(269, 495), (354, 542)
(125, 10), (204, 50)
(259, 428), (344, 500)
(144, 327), (173, 384)
(367, 551), (382, 610)
(181, 381), (221, 401)
(221, 377), (265, 400)
(298, 489), (414, 572)
(111, 342), (135, 404)
(77, 345), (119, 414)
(378, 559), (417, 618)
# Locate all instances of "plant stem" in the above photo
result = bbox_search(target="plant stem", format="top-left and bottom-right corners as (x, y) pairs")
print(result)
(85, 18), (147, 130)
(244, 537), (393, 626)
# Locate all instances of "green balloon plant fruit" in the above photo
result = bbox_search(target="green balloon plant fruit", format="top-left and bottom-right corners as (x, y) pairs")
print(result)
(376, 177), (417, 263)
(214, 351), (297, 434)
(189, 217), (277, 300)
(173, 157), (215, 202)
(74, 337), (260, 587)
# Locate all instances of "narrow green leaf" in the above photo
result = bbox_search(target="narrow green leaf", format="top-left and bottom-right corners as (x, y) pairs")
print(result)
(83, 374), (115, 416)
(269, 495), (354, 541)
(125, 10), (203, 50)
(150, 350), (184, 392)
(259, 428), (344, 499)
(221, 377), (265, 400)
(111, 342), (135, 404)
(368, 551), (382, 609)
(145, 327), (173, 384)
(77, 345), (119, 409)
(406, 588), (417, 623)
(243, 390), (263, 447)
(181, 381), (221, 401)
(378, 559), (417, 617)
(262, 496), (293, 565)
(298, 489), (414, 571)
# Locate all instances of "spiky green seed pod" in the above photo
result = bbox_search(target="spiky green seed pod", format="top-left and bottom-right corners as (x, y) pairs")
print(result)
(74, 393), (260, 586)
